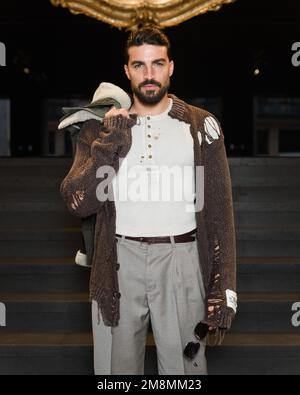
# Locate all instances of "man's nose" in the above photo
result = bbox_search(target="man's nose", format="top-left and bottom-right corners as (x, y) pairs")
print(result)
(144, 65), (155, 80)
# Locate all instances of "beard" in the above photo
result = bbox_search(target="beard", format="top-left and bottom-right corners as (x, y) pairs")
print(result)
(131, 78), (170, 105)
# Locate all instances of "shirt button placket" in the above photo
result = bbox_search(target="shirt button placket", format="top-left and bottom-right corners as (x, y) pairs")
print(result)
(146, 117), (153, 160)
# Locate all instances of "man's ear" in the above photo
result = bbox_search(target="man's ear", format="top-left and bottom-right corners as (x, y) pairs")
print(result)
(169, 60), (174, 77)
(124, 64), (130, 80)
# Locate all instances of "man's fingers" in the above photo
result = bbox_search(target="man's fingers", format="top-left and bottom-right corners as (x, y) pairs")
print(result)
(104, 106), (129, 119)
(104, 107), (115, 118)
(119, 108), (129, 117)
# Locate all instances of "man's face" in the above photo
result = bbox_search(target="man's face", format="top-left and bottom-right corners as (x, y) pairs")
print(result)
(124, 44), (174, 105)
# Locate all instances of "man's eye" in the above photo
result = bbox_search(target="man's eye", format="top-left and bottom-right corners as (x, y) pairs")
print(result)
(133, 64), (142, 69)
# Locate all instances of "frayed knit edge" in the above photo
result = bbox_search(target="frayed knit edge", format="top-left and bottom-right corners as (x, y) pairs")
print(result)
(90, 286), (120, 328)
(90, 297), (120, 327)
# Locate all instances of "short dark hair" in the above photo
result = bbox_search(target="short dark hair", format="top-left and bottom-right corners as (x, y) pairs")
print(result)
(124, 27), (172, 64)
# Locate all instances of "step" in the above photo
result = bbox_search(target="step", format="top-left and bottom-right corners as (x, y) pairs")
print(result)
(0, 229), (81, 258)
(229, 157), (300, 187)
(1, 177), (63, 188)
(0, 158), (72, 177)
(0, 332), (155, 375)
(237, 257), (300, 292)
(231, 174), (300, 187)
(207, 333), (300, 375)
(0, 257), (299, 293)
(2, 183), (300, 203)
(0, 242), (81, 258)
(1, 227), (299, 241)
(232, 186), (300, 203)
(238, 227), (300, 240)
(2, 157), (300, 176)
(232, 293), (300, 333)
(1, 158), (300, 189)
(0, 332), (94, 375)
(0, 332), (299, 375)
(0, 211), (80, 228)
(6, 210), (300, 230)
(0, 293), (92, 333)
(0, 292), (299, 334)
(235, 211), (300, 228)
(0, 170), (70, 186)
(1, 204), (300, 230)
(0, 228), (82, 241)
(237, 240), (300, 257)
(0, 201), (68, 212)
(2, 229), (299, 258)
(0, 258), (89, 293)
(237, 228), (300, 257)
(234, 201), (300, 212)
(0, 187), (65, 203)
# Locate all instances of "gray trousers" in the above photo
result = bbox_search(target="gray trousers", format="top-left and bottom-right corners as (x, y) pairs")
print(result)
(92, 234), (207, 375)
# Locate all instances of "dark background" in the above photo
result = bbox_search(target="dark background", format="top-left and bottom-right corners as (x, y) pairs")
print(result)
(0, 0), (299, 156)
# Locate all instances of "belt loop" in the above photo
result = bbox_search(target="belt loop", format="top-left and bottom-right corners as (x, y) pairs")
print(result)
(121, 235), (126, 245)
(170, 235), (176, 248)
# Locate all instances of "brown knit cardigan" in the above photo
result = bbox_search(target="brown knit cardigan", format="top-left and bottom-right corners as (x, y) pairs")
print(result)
(60, 94), (237, 330)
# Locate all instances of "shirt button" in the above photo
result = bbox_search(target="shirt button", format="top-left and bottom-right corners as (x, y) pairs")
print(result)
(147, 125), (151, 128)
(147, 116), (150, 120)
(148, 144), (152, 148)
(147, 134), (151, 138)
(148, 155), (152, 159)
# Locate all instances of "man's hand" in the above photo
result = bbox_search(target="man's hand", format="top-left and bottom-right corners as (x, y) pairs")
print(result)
(102, 105), (137, 133)
(104, 106), (130, 119)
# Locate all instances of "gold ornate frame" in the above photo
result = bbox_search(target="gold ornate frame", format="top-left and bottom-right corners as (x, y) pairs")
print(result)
(50, 0), (237, 30)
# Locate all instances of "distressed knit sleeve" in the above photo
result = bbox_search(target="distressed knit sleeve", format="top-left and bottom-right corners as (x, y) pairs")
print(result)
(203, 116), (237, 330)
(60, 115), (136, 218)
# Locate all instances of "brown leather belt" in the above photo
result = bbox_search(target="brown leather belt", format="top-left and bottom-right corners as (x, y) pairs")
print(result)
(115, 228), (197, 244)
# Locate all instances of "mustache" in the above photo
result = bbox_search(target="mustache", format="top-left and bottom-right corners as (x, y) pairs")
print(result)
(139, 80), (161, 88)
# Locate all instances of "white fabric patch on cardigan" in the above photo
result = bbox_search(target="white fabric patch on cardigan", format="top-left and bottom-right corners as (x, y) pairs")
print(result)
(205, 134), (213, 144)
(226, 289), (237, 313)
(197, 131), (202, 146)
(204, 116), (221, 144)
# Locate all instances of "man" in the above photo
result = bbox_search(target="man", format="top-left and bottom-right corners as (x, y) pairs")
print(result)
(60, 27), (237, 375)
